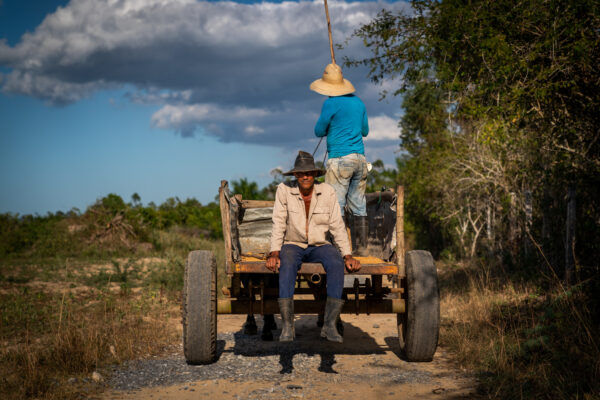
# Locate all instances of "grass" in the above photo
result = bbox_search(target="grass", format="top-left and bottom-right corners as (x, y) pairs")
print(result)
(3, 220), (598, 399)
(1, 288), (178, 399)
(438, 261), (600, 399)
(0, 228), (227, 400)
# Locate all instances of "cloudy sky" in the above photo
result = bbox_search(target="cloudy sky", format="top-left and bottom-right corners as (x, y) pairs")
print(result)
(0, 0), (407, 215)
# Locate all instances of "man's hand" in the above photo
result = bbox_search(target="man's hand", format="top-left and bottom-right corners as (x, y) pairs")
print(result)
(266, 251), (280, 272)
(343, 255), (361, 272)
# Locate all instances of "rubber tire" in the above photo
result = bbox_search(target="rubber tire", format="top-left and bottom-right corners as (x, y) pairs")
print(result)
(398, 250), (440, 362)
(183, 250), (217, 364)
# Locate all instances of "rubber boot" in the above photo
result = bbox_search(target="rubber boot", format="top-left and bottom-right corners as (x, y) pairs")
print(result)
(320, 297), (345, 343)
(261, 314), (276, 341)
(243, 314), (257, 335)
(354, 216), (369, 257)
(317, 313), (324, 327)
(317, 313), (344, 336)
(336, 317), (344, 336)
(278, 298), (295, 342)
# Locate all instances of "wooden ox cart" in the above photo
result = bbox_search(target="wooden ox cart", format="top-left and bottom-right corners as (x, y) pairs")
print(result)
(182, 180), (440, 364)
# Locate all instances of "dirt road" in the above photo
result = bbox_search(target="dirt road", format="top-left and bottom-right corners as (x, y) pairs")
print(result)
(103, 314), (477, 400)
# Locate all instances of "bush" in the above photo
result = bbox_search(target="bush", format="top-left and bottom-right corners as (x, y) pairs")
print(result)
(0, 193), (224, 259)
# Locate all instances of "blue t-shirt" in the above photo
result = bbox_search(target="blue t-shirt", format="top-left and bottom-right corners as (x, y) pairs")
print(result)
(314, 94), (369, 158)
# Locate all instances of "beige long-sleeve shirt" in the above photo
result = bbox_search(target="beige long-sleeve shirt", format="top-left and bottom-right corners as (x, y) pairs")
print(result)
(269, 181), (351, 256)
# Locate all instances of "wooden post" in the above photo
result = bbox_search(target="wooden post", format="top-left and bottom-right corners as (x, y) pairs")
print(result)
(524, 189), (532, 256)
(508, 192), (517, 243)
(565, 185), (576, 284)
(486, 205), (492, 242)
(396, 186), (405, 277)
(508, 192), (518, 262)
(542, 188), (557, 268)
(219, 180), (233, 272)
(486, 204), (493, 260)
(323, 0), (336, 65)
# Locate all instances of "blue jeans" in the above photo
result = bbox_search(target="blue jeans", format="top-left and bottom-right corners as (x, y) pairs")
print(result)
(279, 244), (344, 299)
(325, 153), (368, 216)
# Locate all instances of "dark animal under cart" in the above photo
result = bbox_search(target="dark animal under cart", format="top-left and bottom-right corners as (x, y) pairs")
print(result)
(182, 181), (439, 364)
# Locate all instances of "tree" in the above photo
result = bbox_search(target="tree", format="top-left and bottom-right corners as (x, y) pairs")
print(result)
(231, 178), (266, 200)
(260, 168), (286, 200)
(366, 160), (397, 192)
(131, 193), (141, 207)
(348, 0), (600, 266)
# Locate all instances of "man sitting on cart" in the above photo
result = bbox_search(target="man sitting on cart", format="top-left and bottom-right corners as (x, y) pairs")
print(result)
(266, 151), (361, 343)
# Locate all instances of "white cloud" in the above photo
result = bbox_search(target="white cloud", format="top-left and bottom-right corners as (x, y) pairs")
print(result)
(0, 70), (111, 105)
(151, 103), (272, 137)
(244, 125), (265, 135)
(126, 89), (192, 105)
(365, 114), (401, 141)
(151, 103), (270, 125)
(1, 0), (408, 101)
(0, 0), (410, 160)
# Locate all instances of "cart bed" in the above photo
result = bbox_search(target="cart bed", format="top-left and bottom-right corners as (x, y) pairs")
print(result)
(220, 183), (399, 275)
(234, 255), (398, 275)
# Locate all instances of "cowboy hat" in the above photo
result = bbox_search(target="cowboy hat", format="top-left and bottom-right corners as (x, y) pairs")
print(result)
(282, 151), (326, 176)
(309, 63), (355, 96)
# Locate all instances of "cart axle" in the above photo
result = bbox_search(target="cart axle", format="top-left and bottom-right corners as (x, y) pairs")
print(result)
(216, 298), (405, 315)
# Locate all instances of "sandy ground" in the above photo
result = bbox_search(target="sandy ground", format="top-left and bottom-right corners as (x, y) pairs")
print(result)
(103, 314), (478, 400)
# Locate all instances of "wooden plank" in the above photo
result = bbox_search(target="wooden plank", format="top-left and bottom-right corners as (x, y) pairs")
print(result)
(565, 185), (576, 284)
(217, 298), (405, 314)
(254, 287), (395, 296)
(231, 261), (398, 275)
(396, 185), (405, 277)
(219, 180), (233, 270)
(241, 200), (275, 208)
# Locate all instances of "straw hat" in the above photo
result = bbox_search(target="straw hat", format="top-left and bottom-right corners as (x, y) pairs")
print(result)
(282, 151), (326, 177)
(309, 63), (355, 96)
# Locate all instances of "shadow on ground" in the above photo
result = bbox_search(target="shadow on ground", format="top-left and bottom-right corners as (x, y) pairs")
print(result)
(224, 314), (398, 374)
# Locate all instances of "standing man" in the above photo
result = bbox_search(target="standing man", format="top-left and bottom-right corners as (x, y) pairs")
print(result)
(310, 63), (370, 256)
(266, 151), (361, 343)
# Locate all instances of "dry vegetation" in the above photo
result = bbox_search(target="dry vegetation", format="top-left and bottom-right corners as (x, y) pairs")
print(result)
(439, 261), (600, 399)
(3, 241), (599, 399)
(1, 198), (598, 399)
(0, 230), (226, 400)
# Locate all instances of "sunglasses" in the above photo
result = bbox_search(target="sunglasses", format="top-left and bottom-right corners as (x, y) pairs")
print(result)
(294, 171), (317, 178)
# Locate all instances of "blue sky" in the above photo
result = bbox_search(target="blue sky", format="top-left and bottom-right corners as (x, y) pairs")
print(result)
(0, 0), (406, 215)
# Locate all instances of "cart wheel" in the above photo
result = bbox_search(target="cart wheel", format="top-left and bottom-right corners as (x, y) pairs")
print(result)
(397, 250), (439, 361)
(183, 250), (217, 364)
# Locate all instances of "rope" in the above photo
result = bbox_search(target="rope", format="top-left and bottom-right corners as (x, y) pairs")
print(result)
(312, 137), (324, 157)
(312, 136), (328, 169)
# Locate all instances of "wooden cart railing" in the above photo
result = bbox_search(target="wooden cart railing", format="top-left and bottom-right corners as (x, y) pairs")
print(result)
(218, 179), (405, 277)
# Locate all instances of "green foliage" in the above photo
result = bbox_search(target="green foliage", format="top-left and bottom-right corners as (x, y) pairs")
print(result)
(365, 159), (397, 192)
(399, 80), (448, 156)
(144, 257), (185, 294)
(151, 197), (222, 237)
(232, 168), (287, 201)
(439, 261), (600, 399)
(347, 0), (600, 266)
(1, 289), (56, 337)
(0, 192), (225, 259)
(0, 213), (79, 258)
(84, 260), (140, 289)
(0, 172), (291, 260)
(100, 193), (127, 214)
(232, 178), (265, 200)
(347, 1), (600, 397)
